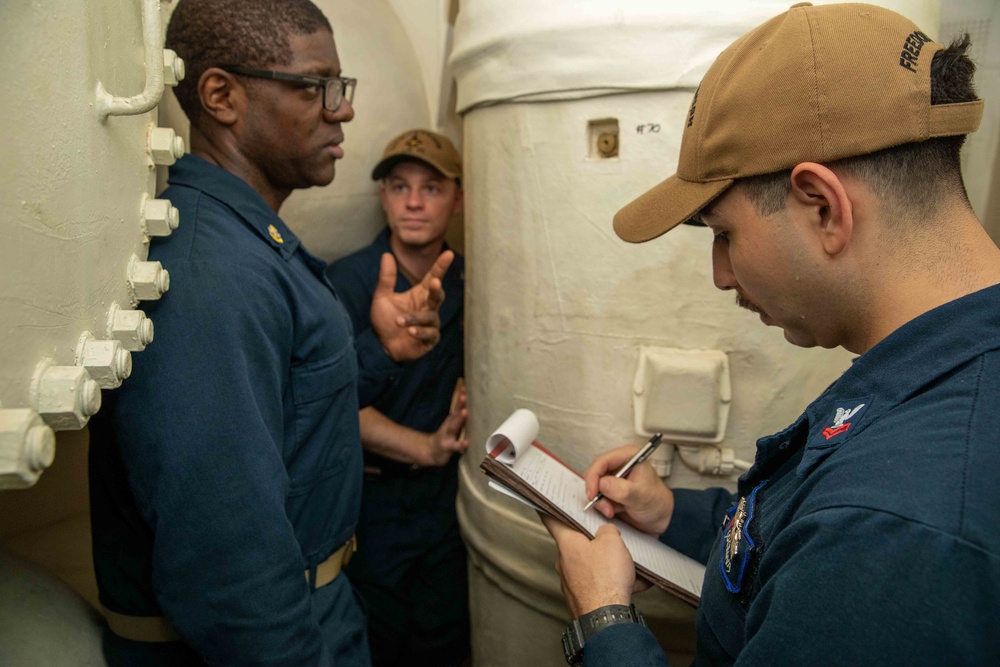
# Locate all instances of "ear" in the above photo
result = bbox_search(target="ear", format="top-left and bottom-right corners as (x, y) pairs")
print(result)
(379, 181), (390, 214)
(450, 186), (464, 216)
(789, 162), (854, 257)
(197, 67), (243, 126)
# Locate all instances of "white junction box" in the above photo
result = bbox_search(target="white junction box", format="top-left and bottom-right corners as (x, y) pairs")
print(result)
(632, 346), (731, 443)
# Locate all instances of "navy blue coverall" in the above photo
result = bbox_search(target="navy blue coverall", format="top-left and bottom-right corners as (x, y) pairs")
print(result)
(586, 283), (1000, 666)
(89, 155), (398, 666)
(325, 228), (469, 667)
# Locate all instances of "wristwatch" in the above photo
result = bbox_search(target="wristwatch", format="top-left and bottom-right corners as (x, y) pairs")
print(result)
(561, 603), (647, 666)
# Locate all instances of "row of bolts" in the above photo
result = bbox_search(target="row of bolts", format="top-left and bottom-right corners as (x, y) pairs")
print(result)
(0, 51), (187, 488)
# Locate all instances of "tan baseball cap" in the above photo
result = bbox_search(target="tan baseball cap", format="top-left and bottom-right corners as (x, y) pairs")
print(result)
(613, 2), (984, 244)
(371, 129), (463, 181)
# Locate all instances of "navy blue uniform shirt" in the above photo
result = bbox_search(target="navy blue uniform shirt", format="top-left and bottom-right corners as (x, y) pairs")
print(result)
(586, 283), (1000, 666)
(325, 229), (470, 666)
(325, 227), (465, 460)
(89, 155), (395, 665)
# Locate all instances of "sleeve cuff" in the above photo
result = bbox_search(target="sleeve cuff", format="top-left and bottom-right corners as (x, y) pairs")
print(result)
(583, 622), (669, 667)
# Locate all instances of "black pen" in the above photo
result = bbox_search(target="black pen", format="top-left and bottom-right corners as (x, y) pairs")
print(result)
(583, 433), (664, 511)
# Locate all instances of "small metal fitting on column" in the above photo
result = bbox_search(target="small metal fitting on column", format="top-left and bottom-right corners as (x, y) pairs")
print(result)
(31, 361), (102, 431)
(676, 445), (738, 477)
(128, 256), (170, 301)
(597, 132), (619, 158)
(108, 303), (155, 351)
(142, 194), (180, 237)
(77, 334), (132, 389)
(163, 49), (186, 86)
(0, 408), (56, 489)
(648, 442), (675, 478)
(148, 126), (185, 166)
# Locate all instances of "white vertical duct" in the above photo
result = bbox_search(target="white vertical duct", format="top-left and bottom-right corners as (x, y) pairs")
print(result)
(452, 1), (939, 664)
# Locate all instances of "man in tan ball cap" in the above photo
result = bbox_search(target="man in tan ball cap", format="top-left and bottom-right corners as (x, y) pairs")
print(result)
(544, 4), (1000, 666)
(326, 128), (469, 667)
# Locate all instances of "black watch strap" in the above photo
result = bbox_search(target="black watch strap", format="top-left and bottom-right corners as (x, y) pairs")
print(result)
(561, 604), (646, 666)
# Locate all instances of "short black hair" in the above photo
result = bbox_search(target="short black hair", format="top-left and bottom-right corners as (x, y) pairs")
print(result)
(736, 35), (979, 220)
(166, 0), (332, 124)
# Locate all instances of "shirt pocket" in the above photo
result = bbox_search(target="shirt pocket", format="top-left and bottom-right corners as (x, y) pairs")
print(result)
(287, 346), (360, 491)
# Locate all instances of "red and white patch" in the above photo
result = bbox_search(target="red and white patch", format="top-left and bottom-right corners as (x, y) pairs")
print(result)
(821, 404), (865, 440)
(821, 424), (850, 440)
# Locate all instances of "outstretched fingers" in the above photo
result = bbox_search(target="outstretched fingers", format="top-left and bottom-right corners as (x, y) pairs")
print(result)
(420, 250), (453, 309)
(374, 253), (398, 299)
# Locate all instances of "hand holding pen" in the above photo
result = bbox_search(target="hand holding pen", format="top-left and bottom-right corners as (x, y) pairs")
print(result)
(584, 433), (663, 511)
(582, 436), (675, 536)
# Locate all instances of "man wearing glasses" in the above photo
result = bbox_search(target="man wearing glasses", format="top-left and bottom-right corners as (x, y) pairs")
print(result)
(88, 1), (451, 665)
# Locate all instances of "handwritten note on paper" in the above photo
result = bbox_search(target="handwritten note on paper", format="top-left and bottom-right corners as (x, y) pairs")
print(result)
(510, 446), (705, 599)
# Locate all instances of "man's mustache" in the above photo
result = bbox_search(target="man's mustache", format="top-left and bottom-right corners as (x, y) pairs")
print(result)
(736, 293), (763, 315)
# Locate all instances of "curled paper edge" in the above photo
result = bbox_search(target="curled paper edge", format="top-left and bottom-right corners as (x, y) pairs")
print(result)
(484, 408), (539, 465)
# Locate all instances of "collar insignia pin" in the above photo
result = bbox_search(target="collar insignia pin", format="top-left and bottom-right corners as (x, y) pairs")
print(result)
(268, 224), (284, 244)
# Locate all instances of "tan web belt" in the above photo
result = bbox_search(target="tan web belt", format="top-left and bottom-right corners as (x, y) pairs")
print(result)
(103, 535), (357, 643)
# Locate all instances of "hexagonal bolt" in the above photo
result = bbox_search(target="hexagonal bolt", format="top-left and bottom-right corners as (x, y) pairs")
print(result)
(109, 305), (154, 351)
(0, 409), (56, 489)
(129, 257), (170, 301)
(142, 195), (180, 237)
(32, 363), (102, 431)
(163, 49), (186, 86)
(77, 335), (132, 389)
(148, 127), (185, 166)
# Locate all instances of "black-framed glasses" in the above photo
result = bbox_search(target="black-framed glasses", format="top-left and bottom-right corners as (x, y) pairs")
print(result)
(221, 66), (356, 112)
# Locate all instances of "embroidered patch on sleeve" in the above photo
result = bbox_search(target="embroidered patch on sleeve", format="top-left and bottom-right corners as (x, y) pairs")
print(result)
(719, 480), (767, 594)
(797, 396), (874, 477)
(815, 397), (873, 446)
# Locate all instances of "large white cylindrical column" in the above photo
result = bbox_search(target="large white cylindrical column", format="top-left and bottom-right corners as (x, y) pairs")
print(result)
(453, 1), (939, 664)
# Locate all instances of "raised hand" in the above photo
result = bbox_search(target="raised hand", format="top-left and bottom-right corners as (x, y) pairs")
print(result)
(419, 385), (469, 467)
(584, 445), (674, 535)
(370, 250), (455, 362)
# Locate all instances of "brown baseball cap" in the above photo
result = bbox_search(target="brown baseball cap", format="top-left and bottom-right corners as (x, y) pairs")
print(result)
(613, 2), (984, 244)
(371, 129), (463, 181)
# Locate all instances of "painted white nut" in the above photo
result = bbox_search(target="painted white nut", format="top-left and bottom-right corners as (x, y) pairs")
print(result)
(129, 257), (170, 301)
(32, 363), (102, 431)
(142, 195), (180, 237)
(109, 306), (154, 351)
(0, 409), (56, 489)
(163, 49), (186, 86)
(77, 335), (132, 389)
(148, 127), (185, 166)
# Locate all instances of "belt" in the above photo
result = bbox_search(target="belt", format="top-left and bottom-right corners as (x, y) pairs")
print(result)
(103, 608), (181, 643)
(311, 534), (357, 589)
(104, 535), (358, 643)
